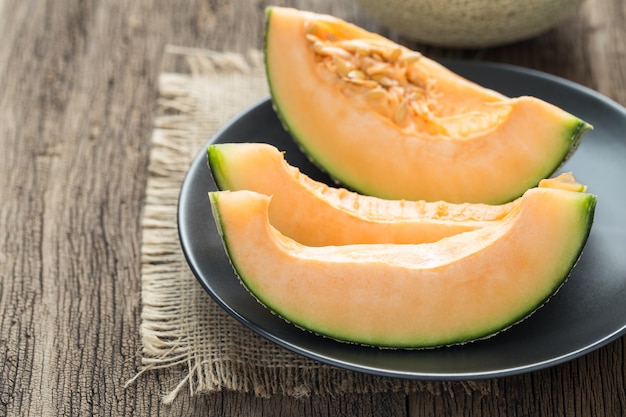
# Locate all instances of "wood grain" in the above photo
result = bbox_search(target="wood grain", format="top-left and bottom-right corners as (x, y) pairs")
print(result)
(0, 0), (624, 416)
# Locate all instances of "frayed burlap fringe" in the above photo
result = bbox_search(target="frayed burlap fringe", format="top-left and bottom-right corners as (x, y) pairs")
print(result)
(132, 45), (496, 403)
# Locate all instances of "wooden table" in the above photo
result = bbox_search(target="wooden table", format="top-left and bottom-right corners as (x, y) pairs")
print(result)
(1, 0), (624, 415)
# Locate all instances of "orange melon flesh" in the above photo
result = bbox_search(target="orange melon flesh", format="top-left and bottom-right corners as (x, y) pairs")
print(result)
(209, 186), (596, 348)
(208, 142), (516, 246)
(264, 7), (592, 204)
(539, 171), (588, 192)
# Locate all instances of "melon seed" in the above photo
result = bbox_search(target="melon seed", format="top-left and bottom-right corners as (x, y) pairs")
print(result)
(305, 22), (319, 35)
(364, 62), (390, 76)
(333, 57), (352, 77)
(403, 52), (422, 64)
(313, 42), (351, 59)
(312, 41), (327, 55)
(365, 88), (387, 100)
(347, 69), (367, 80)
(371, 74), (398, 87)
(345, 78), (379, 88)
(305, 34), (320, 44)
(394, 100), (409, 123)
(307, 20), (338, 40)
(339, 39), (372, 56)
(388, 48), (402, 62)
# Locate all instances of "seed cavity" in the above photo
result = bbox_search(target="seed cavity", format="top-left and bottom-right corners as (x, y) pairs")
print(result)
(305, 19), (453, 132)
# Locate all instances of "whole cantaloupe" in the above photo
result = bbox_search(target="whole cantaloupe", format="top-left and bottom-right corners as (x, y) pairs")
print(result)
(355, 0), (585, 48)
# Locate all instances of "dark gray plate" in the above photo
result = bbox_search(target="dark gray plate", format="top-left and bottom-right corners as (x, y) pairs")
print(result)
(178, 61), (626, 380)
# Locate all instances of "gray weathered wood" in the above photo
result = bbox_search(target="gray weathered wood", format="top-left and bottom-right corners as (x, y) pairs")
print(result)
(1, 0), (624, 415)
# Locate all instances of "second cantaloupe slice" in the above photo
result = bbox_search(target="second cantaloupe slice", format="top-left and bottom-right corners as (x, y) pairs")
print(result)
(208, 142), (516, 246)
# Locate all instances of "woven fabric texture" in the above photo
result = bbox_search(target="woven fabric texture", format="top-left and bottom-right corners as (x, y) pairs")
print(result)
(135, 45), (493, 403)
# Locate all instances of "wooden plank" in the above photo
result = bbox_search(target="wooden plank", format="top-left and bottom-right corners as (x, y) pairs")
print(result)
(0, 0), (624, 415)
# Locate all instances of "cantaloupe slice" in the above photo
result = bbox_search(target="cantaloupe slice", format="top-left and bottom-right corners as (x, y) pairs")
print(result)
(208, 142), (517, 246)
(264, 6), (592, 204)
(209, 185), (596, 348)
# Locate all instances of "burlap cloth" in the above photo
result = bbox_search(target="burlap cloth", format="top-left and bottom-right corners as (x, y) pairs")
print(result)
(133, 45), (495, 403)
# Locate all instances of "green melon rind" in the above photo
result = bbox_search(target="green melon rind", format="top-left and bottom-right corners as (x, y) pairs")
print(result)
(492, 118), (593, 205)
(207, 145), (233, 190)
(209, 190), (597, 349)
(556, 119), (593, 172)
